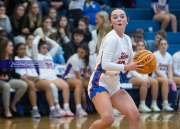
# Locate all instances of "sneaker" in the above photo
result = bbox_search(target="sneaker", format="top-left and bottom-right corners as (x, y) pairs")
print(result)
(31, 109), (41, 118)
(76, 108), (88, 117)
(151, 104), (161, 112)
(162, 104), (174, 111)
(113, 108), (121, 117)
(138, 105), (151, 113)
(49, 109), (61, 118)
(56, 108), (66, 117)
(65, 110), (74, 117)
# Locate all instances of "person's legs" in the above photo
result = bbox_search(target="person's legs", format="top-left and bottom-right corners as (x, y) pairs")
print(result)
(155, 77), (174, 111)
(153, 14), (170, 31)
(89, 91), (114, 129)
(111, 89), (141, 129)
(67, 78), (87, 116)
(148, 77), (161, 112)
(128, 77), (151, 112)
(35, 79), (60, 117)
(0, 81), (12, 117)
(173, 76), (180, 86)
(9, 79), (28, 112)
(167, 14), (177, 32)
(70, 9), (83, 28)
(41, 1), (50, 16)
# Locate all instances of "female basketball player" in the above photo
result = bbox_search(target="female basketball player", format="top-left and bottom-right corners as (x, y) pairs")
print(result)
(88, 8), (143, 129)
(152, 39), (174, 111)
(172, 51), (180, 86)
(62, 44), (90, 117)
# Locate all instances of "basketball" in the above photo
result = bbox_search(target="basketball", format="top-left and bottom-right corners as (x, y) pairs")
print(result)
(133, 50), (157, 74)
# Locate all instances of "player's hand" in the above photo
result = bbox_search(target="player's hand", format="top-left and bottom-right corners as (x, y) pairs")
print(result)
(21, 74), (29, 80)
(124, 60), (144, 71)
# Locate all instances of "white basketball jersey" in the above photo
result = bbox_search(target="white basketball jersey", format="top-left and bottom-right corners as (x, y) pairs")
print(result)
(95, 30), (133, 74)
(152, 50), (172, 78)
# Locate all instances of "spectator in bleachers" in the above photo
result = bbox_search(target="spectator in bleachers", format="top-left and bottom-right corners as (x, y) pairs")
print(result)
(52, 15), (71, 49)
(48, 7), (58, 29)
(62, 43), (90, 117)
(151, 39), (175, 111)
(151, 0), (177, 32)
(126, 40), (161, 112)
(146, 30), (166, 53)
(131, 28), (146, 51)
(22, 2), (42, 34)
(14, 43), (41, 118)
(25, 33), (34, 58)
(78, 18), (92, 43)
(34, 16), (55, 37)
(83, 0), (102, 31)
(95, 11), (111, 52)
(0, 4), (12, 34)
(69, 0), (85, 28)
(0, 39), (28, 118)
(64, 29), (85, 62)
(172, 51), (180, 86)
(49, 34), (65, 66)
(10, 4), (26, 45)
(32, 35), (74, 116)
(50, 0), (69, 18)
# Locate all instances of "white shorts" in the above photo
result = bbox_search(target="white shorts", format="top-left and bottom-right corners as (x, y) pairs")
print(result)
(88, 71), (122, 99)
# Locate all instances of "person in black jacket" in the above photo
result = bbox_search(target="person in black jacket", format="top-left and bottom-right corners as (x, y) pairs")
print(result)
(0, 38), (28, 118)
(10, 4), (26, 45)
(64, 28), (85, 62)
(50, 0), (69, 17)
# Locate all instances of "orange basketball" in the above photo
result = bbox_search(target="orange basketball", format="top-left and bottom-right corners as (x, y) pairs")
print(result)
(133, 50), (157, 74)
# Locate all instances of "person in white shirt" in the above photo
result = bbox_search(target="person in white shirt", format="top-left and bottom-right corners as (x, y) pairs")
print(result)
(88, 8), (143, 129)
(127, 40), (170, 112)
(14, 43), (60, 118)
(152, 39), (175, 111)
(32, 35), (74, 117)
(33, 16), (55, 37)
(25, 34), (34, 59)
(62, 43), (90, 117)
(172, 51), (180, 86)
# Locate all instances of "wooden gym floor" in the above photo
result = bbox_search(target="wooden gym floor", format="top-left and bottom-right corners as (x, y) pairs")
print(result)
(0, 112), (180, 129)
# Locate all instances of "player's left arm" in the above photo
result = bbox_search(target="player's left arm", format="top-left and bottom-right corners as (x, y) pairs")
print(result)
(168, 55), (173, 82)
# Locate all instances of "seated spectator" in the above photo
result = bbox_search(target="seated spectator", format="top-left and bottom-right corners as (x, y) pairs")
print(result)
(126, 41), (161, 112)
(25, 34), (34, 58)
(151, 0), (177, 32)
(14, 43), (41, 118)
(51, 16), (71, 49)
(69, 0), (85, 28)
(22, 2), (42, 34)
(0, 39), (28, 118)
(151, 39), (175, 111)
(95, 11), (111, 52)
(62, 44), (90, 117)
(48, 7), (58, 29)
(34, 16), (55, 37)
(131, 28), (146, 51)
(49, 34), (65, 66)
(50, 0), (69, 18)
(78, 18), (92, 43)
(32, 35), (74, 116)
(10, 4), (26, 45)
(172, 51), (180, 86)
(146, 30), (166, 53)
(83, 0), (102, 31)
(0, 4), (12, 34)
(64, 29), (85, 62)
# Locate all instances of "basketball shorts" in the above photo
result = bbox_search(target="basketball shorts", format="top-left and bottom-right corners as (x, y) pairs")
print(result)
(88, 71), (122, 99)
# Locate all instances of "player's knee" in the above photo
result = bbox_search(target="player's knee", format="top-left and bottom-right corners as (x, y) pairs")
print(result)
(102, 113), (114, 127)
(170, 15), (176, 21)
(163, 15), (170, 22)
(131, 111), (140, 123)
(141, 80), (148, 88)
(76, 80), (83, 88)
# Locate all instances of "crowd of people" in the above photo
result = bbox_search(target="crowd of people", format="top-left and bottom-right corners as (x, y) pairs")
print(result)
(0, 0), (179, 122)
